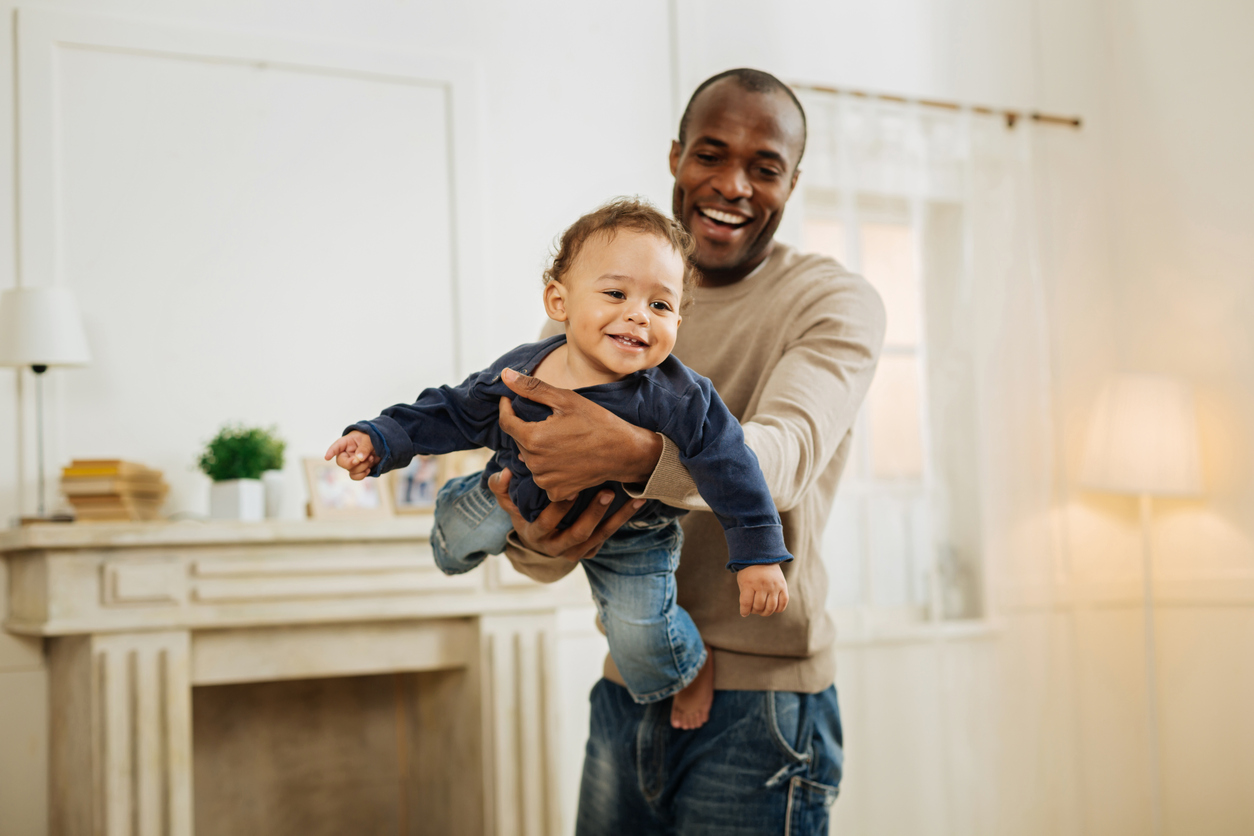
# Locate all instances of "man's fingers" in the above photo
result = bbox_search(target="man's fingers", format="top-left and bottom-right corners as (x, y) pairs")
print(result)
(501, 367), (572, 409)
(580, 497), (643, 556)
(549, 492), (613, 559)
(497, 396), (528, 443)
(487, 470), (526, 522)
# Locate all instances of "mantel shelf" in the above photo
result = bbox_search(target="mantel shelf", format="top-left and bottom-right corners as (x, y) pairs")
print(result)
(0, 516), (436, 553)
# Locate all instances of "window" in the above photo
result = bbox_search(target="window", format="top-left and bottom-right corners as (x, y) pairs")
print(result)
(795, 90), (989, 631)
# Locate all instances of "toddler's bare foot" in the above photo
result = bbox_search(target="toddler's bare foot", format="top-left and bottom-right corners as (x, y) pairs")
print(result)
(670, 647), (714, 730)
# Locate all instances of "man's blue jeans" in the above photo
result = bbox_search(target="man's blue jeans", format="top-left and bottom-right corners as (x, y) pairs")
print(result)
(432, 472), (707, 702)
(577, 679), (844, 835)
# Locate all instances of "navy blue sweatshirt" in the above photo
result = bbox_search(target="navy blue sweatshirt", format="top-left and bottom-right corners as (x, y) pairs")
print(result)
(346, 335), (790, 571)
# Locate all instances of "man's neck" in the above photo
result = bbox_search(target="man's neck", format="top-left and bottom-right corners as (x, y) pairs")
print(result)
(696, 241), (774, 288)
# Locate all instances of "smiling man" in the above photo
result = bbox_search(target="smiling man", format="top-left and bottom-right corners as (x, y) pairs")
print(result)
(489, 69), (886, 835)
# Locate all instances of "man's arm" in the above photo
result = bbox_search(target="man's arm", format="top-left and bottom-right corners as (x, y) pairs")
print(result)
(637, 274), (886, 512)
(497, 369), (662, 500)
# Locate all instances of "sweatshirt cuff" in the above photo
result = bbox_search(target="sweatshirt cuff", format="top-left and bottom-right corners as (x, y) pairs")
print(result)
(626, 434), (709, 512)
(724, 524), (792, 572)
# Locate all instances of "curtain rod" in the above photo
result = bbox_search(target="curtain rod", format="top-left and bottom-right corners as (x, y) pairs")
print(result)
(792, 82), (1082, 130)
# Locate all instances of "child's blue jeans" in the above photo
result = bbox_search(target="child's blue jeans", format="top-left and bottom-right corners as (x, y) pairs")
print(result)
(432, 472), (707, 703)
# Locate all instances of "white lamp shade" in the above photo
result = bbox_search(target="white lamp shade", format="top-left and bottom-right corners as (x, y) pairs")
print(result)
(0, 286), (92, 367)
(1080, 373), (1202, 497)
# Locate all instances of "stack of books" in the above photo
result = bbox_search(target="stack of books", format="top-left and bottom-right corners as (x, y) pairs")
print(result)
(61, 460), (169, 521)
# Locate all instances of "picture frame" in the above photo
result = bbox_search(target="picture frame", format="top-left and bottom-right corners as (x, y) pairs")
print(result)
(389, 449), (495, 514)
(390, 455), (441, 514)
(303, 458), (395, 520)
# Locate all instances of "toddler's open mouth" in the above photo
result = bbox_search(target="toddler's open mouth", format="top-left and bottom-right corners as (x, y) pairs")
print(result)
(609, 334), (647, 349)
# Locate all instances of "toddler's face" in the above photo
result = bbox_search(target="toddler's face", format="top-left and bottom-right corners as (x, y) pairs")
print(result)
(544, 230), (685, 380)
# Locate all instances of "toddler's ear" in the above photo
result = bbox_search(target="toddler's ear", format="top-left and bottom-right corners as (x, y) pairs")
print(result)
(542, 281), (568, 322)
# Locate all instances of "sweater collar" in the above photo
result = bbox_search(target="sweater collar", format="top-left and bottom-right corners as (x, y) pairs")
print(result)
(692, 241), (793, 303)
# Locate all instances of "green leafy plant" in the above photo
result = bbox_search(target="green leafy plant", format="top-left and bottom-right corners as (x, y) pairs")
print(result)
(198, 425), (286, 482)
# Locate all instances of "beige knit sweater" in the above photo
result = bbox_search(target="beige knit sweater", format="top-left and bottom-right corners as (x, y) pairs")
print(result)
(506, 242), (886, 693)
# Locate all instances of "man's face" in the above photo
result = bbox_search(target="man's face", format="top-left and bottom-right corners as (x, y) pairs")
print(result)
(669, 81), (804, 282)
(542, 230), (685, 384)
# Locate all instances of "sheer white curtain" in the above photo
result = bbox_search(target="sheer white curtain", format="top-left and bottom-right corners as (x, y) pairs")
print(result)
(791, 89), (1060, 634)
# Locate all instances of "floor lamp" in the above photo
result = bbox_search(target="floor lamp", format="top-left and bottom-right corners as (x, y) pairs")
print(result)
(0, 287), (93, 519)
(1080, 373), (1202, 836)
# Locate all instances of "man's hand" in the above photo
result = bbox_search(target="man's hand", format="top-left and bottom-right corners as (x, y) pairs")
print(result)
(488, 468), (644, 562)
(736, 563), (789, 617)
(498, 368), (663, 501)
(324, 431), (379, 481)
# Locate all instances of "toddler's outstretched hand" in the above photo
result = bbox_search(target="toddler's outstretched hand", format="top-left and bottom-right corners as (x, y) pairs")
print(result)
(324, 431), (379, 481)
(737, 563), (789, 617)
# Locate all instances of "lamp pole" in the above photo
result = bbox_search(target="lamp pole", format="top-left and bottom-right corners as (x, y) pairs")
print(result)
(32, 363), (48, 517)
(1139, 493), (1163, 836)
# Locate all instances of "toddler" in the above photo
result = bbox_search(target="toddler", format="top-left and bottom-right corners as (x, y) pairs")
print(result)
(326, 198), (789, 729)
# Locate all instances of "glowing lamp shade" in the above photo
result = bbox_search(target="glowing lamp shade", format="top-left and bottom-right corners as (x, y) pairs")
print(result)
(0, 286), (92, 368)
(1080, 373), (1202, 497)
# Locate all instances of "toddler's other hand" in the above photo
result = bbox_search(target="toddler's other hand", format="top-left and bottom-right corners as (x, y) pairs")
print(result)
(324, 431), (379, 481)
(737, 563), (789, 617)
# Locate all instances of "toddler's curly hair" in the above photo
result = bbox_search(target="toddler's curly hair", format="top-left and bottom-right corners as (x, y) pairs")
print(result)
(543, 197), (699, 313)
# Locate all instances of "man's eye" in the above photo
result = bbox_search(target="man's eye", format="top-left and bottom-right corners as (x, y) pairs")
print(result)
(758, 167), (781, 179)
(696, 153), (719, 164)
(604, 290), (626, 299)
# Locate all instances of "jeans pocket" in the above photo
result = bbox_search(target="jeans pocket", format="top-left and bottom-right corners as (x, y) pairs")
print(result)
(785, 776), (839, 836)
(764, 692), (809, 763)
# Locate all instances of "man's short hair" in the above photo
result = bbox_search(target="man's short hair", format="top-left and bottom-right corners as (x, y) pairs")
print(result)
(544, 197), (700, 313)
(677, 68), (807, 167)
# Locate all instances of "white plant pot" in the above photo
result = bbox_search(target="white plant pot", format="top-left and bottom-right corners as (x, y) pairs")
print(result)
(261, 470), (285, 519)
(209, 479), (265, 522)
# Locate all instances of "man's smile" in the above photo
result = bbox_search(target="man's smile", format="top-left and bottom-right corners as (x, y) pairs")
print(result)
(698, 206), (752, 228)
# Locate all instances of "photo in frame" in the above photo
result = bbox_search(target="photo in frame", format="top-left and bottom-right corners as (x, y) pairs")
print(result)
(391, 455), (440, 513)
(303, 458), (395, 520)
(390, 448), (495, 514)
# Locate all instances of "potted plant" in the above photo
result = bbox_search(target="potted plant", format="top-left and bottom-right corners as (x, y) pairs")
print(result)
(198, 425), (286, 521)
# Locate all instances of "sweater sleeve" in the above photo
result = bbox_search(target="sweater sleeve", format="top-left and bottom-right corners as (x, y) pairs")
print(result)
(658, 377), (792, 571)
(633, 273), (886, 514)
(345, 372), (503, 477)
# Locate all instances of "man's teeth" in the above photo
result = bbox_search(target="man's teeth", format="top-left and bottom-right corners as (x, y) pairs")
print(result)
(700, 208), (749, 226)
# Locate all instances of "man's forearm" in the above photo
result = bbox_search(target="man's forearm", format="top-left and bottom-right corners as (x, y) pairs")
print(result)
(614, 424), (664, 485)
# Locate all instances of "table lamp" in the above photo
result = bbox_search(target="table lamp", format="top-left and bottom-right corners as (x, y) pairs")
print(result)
(1080, 372), (1202, 836)
(0, 286), (92, 518)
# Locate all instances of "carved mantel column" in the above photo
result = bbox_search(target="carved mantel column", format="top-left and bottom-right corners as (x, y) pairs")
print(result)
(49, 630), (194, 836)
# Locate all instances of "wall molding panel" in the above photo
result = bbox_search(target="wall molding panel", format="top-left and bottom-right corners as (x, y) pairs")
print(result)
(11, 8), (484, 517)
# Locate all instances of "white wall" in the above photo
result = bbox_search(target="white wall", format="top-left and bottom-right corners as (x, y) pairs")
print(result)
(1084, 0), (1254, 832)
(2, 0), (1252, 834)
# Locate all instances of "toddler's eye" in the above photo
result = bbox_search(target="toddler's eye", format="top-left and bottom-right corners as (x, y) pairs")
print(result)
(651, 301), (673, 312)
(604, 290), (626, 300)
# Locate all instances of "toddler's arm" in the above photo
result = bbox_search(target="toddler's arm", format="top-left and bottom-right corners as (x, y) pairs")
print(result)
(324, 430), (380, 480)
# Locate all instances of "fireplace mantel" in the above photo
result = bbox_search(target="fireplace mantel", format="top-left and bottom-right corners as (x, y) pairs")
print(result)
(2, 519), (588, 835)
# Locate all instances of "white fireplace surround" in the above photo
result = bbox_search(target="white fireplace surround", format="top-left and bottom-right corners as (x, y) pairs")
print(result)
(1, 518), (587, 835)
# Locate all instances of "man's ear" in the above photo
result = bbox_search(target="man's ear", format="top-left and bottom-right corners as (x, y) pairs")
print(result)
(789, 166), (802, 193)
(669, 140), (682, 177)
(542, 281), (568, 322)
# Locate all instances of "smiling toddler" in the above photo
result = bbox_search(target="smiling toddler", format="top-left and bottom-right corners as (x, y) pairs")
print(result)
(326, 198), (791, 729)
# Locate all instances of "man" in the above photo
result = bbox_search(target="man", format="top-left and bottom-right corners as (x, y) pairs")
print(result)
(487, 68), (885, 834)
